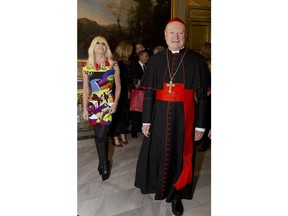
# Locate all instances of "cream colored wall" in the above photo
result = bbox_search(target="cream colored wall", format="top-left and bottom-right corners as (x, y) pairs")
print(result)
(176, 0), (186, 20)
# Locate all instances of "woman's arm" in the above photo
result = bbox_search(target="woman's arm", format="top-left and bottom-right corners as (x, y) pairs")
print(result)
(82, 68), (89, 120)
(109, 62), (121, 114)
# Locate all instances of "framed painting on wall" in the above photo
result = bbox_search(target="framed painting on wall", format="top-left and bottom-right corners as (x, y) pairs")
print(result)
(77, 59), (85, 80)
(77, 0), (172, 59)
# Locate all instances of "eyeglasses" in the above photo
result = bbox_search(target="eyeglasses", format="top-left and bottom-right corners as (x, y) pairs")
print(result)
(96, 42), (106, 46)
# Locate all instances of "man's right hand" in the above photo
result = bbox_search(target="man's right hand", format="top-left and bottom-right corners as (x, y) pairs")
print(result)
(142, 125), (150, 137)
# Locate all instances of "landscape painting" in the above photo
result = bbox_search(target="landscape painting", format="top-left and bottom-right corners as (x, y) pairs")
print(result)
(78, 0), (171, 59)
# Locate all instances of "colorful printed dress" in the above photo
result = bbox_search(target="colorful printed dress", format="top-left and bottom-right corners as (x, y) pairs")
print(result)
(83, 59), (116, 126)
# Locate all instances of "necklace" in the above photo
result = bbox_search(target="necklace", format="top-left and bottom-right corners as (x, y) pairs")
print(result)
(95, 58), (109, 70)
(166, 48), (187, 93)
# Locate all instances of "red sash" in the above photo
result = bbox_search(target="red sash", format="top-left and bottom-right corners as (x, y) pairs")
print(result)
(156, 83), (194, 190)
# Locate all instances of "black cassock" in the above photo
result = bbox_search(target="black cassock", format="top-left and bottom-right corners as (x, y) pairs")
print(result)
(134, 48), (211, 202)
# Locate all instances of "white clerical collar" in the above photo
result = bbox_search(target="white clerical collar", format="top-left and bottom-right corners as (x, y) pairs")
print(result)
(168, 47), (184, 54)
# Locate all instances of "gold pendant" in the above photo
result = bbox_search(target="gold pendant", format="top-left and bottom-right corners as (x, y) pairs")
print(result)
(166, 80), (175, 93)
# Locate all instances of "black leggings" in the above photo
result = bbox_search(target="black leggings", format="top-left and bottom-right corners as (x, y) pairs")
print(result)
(93, 124), (110, 144)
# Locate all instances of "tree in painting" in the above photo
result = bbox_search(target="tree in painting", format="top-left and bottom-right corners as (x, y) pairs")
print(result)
(78, 0), (171, 59)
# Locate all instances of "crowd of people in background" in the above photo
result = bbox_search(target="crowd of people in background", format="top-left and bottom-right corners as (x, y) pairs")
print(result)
(107, 41), (167, 140)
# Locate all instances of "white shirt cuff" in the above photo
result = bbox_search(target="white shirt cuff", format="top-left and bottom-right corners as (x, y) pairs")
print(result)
(195, 127), (205, 132)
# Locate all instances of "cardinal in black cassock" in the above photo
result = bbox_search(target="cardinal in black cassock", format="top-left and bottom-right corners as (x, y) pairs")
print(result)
(134, 17), (211, 215)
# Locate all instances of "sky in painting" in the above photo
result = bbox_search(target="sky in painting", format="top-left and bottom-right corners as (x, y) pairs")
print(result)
(78, 0), (138, 27)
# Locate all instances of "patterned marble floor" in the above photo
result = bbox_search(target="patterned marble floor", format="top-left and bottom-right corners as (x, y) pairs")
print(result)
(78, 132), (211, 216)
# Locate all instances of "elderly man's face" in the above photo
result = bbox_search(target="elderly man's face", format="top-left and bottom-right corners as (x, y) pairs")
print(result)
(165, 22), (186, 51)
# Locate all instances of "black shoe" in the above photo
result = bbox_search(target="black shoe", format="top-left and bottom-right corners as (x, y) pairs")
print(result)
(171, 200), (184, 216)
(101, 160), (110, 181)
(131, 132), (138, 138)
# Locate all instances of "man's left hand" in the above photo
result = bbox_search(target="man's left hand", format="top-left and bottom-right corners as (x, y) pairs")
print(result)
(194, 131), (204, 141)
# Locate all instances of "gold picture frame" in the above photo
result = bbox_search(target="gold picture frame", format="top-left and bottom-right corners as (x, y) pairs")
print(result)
(77, 59), (86, 80)
(171, 0), (177, 18)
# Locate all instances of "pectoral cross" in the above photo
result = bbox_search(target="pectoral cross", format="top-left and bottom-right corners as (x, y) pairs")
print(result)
(166, 80), (175, 93)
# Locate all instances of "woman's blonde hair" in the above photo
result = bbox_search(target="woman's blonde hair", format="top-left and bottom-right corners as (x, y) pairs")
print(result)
(113, 41), (133, 64)
(87, 36), (113, 69)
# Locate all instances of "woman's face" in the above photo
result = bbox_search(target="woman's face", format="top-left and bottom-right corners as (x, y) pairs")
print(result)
(93, 40), (107, 55)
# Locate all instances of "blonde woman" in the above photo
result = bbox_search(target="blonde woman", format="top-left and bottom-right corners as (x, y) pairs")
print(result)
(82, 36), (121, 181)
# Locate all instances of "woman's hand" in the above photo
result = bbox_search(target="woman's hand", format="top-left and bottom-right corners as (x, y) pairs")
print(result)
(109, 103), (117, 114)
(82, 109), (89, 120)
